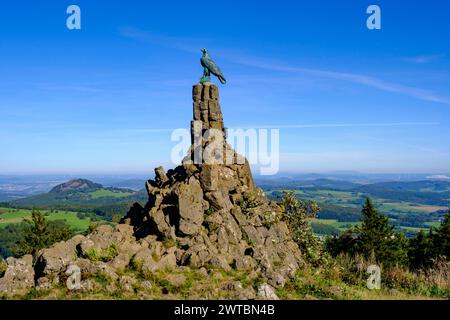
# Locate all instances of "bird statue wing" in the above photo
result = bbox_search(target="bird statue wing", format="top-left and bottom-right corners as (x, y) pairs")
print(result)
(202, 56), (226, 84)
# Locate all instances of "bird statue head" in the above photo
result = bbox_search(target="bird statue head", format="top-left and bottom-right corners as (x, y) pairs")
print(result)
(201, 48), (208, 56)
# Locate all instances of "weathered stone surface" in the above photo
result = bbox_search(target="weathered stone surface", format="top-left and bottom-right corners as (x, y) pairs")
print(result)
(132, 247), (153, 267)
(265, 271), (286, 288)
(117, 240), (142, 257)
(257, 283), (279, 300)
(0, 255), (34, 296)
(158, 247), (177, 270)
(165, 273), (186, 287)
(79, 238), (96, 256)
(115, 224), (134, 239)
(193, 101), (201, 120)
(243, 225), (265, 246)
(200, 164), (218, 191)
(132, 246), (177, 274)
(235, 256), (256, 271)
(36, 276), (57, 291)
(205, 190), (233, 212)
(155, 166), (169, 186)
(87, 224), (116, 249)
(209, 255), (231, 272)
(109, 253), (131, 270)
(202, 84), (210, 100)
(209, 84), (219, 100)
(193, 84), (202, 101)
(35, 240), (78, 278)
(119, 275), (137, 292)
(75, 258), (118, 281)
(208, 101), (222, 121)
(174, 176), (207, 235)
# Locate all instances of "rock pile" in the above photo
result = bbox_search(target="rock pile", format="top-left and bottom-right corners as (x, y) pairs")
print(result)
(120, 83), (304, 287)
(0, 82), (304, 299)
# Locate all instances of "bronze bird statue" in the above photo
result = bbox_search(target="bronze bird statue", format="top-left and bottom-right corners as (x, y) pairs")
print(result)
(200, 48), (226, 84)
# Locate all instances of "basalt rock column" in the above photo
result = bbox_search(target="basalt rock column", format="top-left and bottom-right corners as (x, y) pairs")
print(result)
(192, 82), (224, 135)
(190, 83), (228, 166)
(187, 82), (256, 194)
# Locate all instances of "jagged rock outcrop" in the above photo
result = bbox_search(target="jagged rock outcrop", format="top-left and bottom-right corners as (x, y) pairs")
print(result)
(120, 82), (304, 288)
(0, 82), (303, 299)
(0, 255), (35, 296)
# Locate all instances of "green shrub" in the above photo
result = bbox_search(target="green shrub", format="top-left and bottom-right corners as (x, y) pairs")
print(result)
(162, 237), (178, 249)
(94, 273), (111, 287)
(280, 191), (323, 264)
(83, 244), (118, 262)
(204, 207), (215, 218)
(0, 258), (6, 278)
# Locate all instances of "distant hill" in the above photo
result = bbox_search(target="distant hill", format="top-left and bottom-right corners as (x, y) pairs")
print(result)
(262, 178), (450, 207)
(258, 178), (361, 191)
(354, 181), (450, 206)
(11, 178), (147, 212)
(362, 180), (450, 193)
(295, 178), (360, 190)
(49, 179), (103, 193)
(263, 178), (449, 236)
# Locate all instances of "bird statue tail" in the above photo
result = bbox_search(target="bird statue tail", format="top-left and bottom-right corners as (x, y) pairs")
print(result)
(218, 75), (226, 84)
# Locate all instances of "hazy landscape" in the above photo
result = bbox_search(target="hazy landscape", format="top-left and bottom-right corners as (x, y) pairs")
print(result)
(1, 172), (448, 259)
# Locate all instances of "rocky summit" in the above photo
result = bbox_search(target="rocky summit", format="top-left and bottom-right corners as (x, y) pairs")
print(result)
(49, 179), (103, 194)
(0, 83), (304, 299)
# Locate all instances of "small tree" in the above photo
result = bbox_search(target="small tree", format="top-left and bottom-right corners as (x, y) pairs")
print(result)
(281, 191), (321, 264)
(433, 210), (450, 259)
(13, 210), (73, 257)
(356, 198), (408, 266)
(409, 230), (434, 268)
(326, 198), (408, 267)
(408, 209), (449, 269)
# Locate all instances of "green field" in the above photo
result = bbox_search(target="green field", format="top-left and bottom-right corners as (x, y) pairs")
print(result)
(267, 186), (445, 236)
(310, 218), (360, 231)
(400, 226), (428, 232)
(424, 221), (441, 228)
(0, 207), (92, 231)
(88, 189), (134, 199)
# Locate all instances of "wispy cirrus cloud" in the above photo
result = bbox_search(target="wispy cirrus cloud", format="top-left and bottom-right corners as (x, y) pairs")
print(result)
(403, 54), (445, 64)
(228, 56), (450, 105)
(232, 122), (440, 130)
(426, 174), (450, 180)
(116, 121), (440, 134)
(119, 27), (450, 105)
(118, 27), (203, 53)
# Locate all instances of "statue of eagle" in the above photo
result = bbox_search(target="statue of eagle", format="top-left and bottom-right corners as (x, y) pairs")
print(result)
(200, 48), (226, 84)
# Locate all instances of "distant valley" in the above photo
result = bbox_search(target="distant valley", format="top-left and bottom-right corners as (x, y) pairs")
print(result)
(1, 174), (449, 243)
(261, 178), (449, 237)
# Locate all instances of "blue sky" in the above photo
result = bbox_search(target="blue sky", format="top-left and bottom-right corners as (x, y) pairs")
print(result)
(0, 1), (449, 175)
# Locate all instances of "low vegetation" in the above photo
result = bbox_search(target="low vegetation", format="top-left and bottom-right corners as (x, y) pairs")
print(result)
(265, 179), (449, 237)
(83, 244), (119, 262)
(280, 192), (449, 299)
(12, 210), (74, 257)
(0, 208), (97, 258)
(0, 257), (6, 277)
(1, 191), (448, 300)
